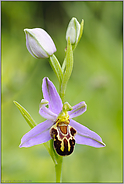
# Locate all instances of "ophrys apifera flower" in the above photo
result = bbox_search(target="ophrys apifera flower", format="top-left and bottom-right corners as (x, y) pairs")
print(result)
(20, 77), (105, 156)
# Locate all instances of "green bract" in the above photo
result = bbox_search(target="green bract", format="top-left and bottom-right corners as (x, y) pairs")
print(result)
(13, 101), (37, 128)
(60, 37), (73, 103)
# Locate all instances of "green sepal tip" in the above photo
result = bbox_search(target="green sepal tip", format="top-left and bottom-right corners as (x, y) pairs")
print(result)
(13, 101), (37, 128)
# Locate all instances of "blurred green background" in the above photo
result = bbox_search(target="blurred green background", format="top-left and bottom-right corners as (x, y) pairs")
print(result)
(1, 1), (122, 183)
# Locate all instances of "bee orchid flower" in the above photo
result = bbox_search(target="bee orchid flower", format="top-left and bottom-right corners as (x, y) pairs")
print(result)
(20, 77), (105, 156)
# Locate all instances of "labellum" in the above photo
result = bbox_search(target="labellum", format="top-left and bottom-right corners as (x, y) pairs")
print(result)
(50, 119), (77, 156)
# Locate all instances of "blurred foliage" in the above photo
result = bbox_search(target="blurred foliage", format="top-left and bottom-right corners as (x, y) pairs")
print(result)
(1, 1), (122, 183)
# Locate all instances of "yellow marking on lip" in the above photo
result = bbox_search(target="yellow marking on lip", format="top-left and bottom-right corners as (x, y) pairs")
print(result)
(68, 139), (71, 152)
(60, 139), (65, 152)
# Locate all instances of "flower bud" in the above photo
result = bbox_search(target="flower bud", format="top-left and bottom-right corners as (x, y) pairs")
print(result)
(66, 17), (84, 50)
(24, 28), (57, 59)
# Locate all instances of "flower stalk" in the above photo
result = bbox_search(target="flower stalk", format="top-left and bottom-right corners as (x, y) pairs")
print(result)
(55, 157), (63, 182)
(50, 139), (63, 182)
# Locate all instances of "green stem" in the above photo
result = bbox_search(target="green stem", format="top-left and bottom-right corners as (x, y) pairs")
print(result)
(55, 159), (63, 182)
(60, 37), (73, 104)
(49, 39), (73, 183)
(49, 54), (65, 104)
(60, 91), (65, 105)
(50, 139), (63, 182)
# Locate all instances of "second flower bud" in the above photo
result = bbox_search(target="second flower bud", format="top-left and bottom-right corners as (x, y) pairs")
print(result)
(24, 28), (57, 59)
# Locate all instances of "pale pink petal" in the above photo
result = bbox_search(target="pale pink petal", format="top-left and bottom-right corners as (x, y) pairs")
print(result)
(20, 120), (53, 147)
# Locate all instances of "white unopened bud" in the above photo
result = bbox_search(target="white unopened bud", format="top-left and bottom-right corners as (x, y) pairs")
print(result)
(66, 17), (84, 50)
(24, 28), (57, 59)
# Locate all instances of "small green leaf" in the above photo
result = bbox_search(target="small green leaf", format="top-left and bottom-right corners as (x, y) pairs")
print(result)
(49, 54), (63, 83)
(76, 19), (84, 47)
(13, 101), (37, 128)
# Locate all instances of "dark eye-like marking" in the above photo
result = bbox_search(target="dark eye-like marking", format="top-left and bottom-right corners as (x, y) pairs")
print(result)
(50, 122), (77, 156)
